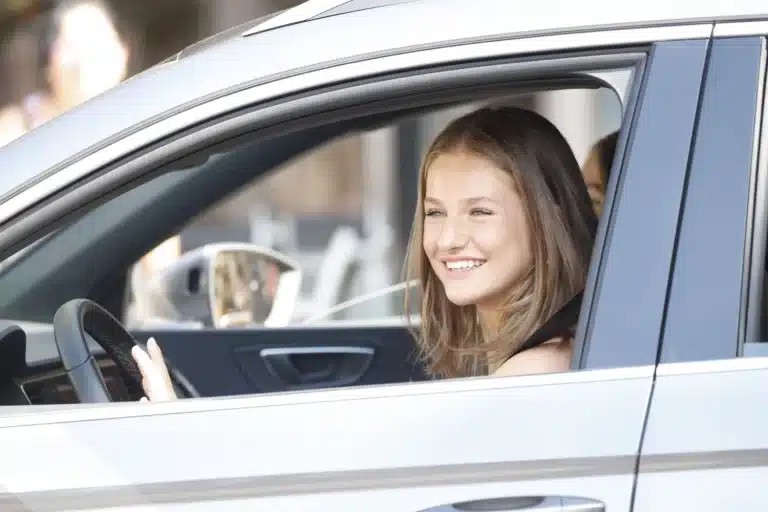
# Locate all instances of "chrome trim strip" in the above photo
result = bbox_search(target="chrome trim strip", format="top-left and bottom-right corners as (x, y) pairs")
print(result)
(0, 365), (654, 427)
(743, 38), (767, 345)
(640, 448), (768, 473)
(0, 455), (638, 511)
(0, 25), (706, 226)
(260, 346), (374, 356)
(1, 447), (765, 510)
(656, 356), (768, 376)
(713, 20), (768, 37)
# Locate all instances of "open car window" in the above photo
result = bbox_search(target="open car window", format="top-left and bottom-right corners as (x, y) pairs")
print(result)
(0, 48), (629, 345)
(0, 82), (624, 331)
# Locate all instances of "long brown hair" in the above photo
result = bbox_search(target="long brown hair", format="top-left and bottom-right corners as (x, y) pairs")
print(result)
(404, 106), (597, 378)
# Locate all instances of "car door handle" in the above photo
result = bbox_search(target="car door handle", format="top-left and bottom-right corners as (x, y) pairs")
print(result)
(258, 346), (375, 389)
(419, 496), (604, 512)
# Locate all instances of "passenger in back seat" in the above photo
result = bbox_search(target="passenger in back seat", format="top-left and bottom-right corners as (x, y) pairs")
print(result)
(582, 130), (619, 216)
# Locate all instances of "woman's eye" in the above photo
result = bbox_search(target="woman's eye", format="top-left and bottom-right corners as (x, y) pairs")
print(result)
(470, 208), (493, 216)
(425, 209), (444, 217)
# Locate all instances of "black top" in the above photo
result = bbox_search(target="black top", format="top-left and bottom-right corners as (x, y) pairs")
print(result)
(506, 291), (583, 362)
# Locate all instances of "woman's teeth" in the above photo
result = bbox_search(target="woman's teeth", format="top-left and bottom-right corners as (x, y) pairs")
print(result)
(445, 260), (486, 271)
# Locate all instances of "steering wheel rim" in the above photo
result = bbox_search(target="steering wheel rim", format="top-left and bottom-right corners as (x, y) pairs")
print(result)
(53, 298), (145, 403)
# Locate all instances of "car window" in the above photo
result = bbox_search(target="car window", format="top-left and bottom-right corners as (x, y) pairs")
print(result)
(119, 87), (622, 331)
(0, 52), (650, 407)
(0, 83), (625, 330)
(0, 83), (623, 328)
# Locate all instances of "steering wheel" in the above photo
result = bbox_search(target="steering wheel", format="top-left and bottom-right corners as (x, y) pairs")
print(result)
(52, 298), (197, 403)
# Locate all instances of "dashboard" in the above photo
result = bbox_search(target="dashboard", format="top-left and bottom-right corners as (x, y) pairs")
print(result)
(0, 320), (193, 405)
(19, 359), (135, 405)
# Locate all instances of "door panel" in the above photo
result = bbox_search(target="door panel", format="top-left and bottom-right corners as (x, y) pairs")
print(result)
(132, 326), (429, 396)
(0, 367), (652, 511)
(634, 360), (768, 510)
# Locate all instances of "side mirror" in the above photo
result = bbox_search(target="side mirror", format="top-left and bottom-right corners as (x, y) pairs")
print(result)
(146, 243), (302, 328)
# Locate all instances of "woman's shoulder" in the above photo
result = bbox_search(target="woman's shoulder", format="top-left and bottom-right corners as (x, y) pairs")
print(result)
(493, 338), (572, 377)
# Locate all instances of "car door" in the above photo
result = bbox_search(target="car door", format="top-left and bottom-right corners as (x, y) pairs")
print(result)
(0, 25), (706, 511)
(633, 26), (768, 510)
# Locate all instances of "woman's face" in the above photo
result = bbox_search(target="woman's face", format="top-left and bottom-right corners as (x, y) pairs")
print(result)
(422, 150), (533, 311)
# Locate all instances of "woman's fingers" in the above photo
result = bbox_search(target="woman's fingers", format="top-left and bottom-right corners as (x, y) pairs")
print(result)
(131, 340), (178, 402)
(131, 344), (153, 381)
(131, 345), (158, 401)
(147, 337), (175, 391)
(147, 338), (168, 376)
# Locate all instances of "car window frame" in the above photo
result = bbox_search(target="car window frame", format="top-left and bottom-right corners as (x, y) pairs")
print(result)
(576, 37), (712, 370)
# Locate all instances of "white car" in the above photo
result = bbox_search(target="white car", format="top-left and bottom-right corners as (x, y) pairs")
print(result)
(0, 0), (765, 510)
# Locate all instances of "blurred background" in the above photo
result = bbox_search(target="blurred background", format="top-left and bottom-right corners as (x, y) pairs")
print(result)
(0, 0), (622, 324)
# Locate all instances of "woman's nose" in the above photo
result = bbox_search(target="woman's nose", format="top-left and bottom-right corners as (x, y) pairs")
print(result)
(436, 216), (469, 251)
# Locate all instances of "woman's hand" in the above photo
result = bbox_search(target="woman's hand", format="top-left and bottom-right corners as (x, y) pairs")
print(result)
(131, 338), (178, 401)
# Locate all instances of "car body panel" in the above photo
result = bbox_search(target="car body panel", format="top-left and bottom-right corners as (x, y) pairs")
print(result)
(0, 366), (652, 510)
(241, 0), (416, 35)
(635, 359), (768, 510)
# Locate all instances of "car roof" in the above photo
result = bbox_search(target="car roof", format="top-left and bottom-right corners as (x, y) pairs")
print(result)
(243, 0), (420, 36)
(0, 0), (765, 205)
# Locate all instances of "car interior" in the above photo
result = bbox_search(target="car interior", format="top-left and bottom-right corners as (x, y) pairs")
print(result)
(0, 73), (624, 408)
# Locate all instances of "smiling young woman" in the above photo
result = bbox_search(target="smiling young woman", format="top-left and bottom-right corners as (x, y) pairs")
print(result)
(404, 106), (598, 379)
